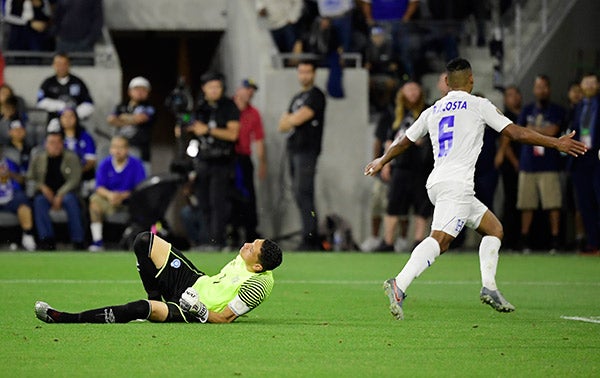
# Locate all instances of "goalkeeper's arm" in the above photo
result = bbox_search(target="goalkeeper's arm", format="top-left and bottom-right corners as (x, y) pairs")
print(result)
(179, 287), (238, 324)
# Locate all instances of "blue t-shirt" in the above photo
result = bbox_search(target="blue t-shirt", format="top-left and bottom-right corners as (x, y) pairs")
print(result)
(518, 102), (566, 172)
(371, 0), (409, 21)
(95, 155), (146, 192)
(64, 130), (96, 165)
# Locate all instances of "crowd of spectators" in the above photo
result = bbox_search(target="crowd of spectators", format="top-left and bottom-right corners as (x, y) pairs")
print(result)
(2, 0), (104, 54)
(259, 1), (505, 110)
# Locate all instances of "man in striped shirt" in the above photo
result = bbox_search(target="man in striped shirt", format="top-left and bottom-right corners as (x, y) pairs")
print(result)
(34, 232), (283, 324)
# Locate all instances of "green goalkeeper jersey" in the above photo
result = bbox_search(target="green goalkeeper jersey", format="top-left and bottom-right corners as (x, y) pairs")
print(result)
(192, 255), (274, 316)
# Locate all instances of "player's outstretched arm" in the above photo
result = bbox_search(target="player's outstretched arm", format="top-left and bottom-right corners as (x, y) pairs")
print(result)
(364, 135), (414, 176)
(501, 125), (588, 157)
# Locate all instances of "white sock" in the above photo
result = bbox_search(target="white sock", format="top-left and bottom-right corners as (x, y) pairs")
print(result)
(395, 237), (441, 292)
(90, 222), (103, 242)
(479, 235), (501, 290)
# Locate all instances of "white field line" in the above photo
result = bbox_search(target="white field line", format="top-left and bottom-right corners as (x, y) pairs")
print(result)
(560, 316), (600, 324)
(0, 279), (599, 286)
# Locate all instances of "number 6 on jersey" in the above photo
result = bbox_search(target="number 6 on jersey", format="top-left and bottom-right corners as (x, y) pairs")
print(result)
(438, 115), (455, 157)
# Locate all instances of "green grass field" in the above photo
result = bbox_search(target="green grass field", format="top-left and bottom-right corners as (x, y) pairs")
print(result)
(1, 250), (599, 377)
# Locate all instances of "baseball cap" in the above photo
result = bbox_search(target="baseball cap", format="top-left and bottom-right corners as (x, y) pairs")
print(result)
(128, 76), (151, 90)
(242, 78), (258, 90)
(8, 119), (24, 130)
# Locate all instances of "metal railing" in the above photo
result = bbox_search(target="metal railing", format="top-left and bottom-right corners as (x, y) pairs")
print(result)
(501, 0), (578, 84)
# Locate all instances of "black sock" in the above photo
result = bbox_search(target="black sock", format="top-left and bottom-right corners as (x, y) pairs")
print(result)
(48, 300), (151, 323)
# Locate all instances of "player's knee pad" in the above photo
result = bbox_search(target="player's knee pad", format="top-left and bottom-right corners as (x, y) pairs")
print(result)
(133, 231), (153, 258)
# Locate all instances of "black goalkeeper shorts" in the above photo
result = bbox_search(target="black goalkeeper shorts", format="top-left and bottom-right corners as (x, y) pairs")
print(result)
(156, 247), (205, 302)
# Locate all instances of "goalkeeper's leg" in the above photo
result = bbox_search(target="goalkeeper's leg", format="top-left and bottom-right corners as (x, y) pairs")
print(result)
(35, 300), (151, 323)
(133, 231), (164, 300)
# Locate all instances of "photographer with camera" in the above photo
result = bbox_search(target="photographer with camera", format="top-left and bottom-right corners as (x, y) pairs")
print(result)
(184, 72), (240, 250)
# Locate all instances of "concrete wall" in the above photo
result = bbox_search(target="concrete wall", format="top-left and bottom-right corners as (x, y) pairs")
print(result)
(103, 0), (227, 31)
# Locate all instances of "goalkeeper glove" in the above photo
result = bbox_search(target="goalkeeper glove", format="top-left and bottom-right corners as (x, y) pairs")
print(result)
(179, 287), (208, 323)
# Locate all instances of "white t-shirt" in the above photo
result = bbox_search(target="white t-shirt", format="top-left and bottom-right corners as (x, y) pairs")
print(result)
(405, 90), (512, 189)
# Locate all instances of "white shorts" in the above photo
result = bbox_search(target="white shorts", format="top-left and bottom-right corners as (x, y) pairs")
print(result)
(427, 182), (488, 237)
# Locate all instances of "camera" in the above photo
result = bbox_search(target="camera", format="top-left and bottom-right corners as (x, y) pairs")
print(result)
(165, 76), (193, 126)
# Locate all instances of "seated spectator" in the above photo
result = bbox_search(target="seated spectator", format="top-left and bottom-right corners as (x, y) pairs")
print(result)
(49, 108), (97, 182)
(51, 0), (104, 53)
(88, 136), (146, 251)
(3, 0), (52, 51)
(361, 0), (420, 79)
(27, 132), (84, 250)
(37, 53), (95, 122)
(0, 96), (24, 145)
(107, 76), (155, 171)
(0, 84), (29, 123)
(365, 25), (401, 111)
(4, 117), (32, 176)
(0, 157), (36, 251)
(256, 0), (303, 53)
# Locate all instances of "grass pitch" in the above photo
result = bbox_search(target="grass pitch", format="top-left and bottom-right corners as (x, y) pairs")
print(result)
(1, 250), (599, 377)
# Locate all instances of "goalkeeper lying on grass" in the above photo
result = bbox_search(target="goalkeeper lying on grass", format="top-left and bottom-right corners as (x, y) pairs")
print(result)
(35, 232), (283, 324)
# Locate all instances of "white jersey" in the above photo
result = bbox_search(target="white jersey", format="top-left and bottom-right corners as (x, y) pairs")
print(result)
(405, 90), (512, 189)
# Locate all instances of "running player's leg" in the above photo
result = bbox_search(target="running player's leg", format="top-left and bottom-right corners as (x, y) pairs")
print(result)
(475, 210), (503, 291)
(474, 208), (515, 312)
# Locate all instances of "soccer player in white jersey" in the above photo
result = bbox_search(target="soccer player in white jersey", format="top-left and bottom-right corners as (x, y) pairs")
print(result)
(34, 232), (283, 324)
(365, 58), (588, 320)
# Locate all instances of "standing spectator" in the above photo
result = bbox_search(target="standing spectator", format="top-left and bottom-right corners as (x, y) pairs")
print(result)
(473, 93), (499, 213)
(564, 81), (585, 250)
(316, 0), (355, 53)
(52, 108), (96, 182)
(185, 72), (240, 250)
(361, 0), (420, 79)
(3, 0), (52, 51)
(27, 132), (84, 250)
(278, 61), (326, 250)
(360, 87), (393, 251)
(37, 53), (95, 122)
(0, 157), (36, 251)
(377, 82), (432, 252)
(88, 136), (146, 251)
(256, 0), (303, 53)
(107, 76), (155, 171)
(569, 73), (600, 255)
(231, 79), (267, 244)
(516, 75), (566, 252)
(51, 0), (104, 53)
(494, 85), (522, 250)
